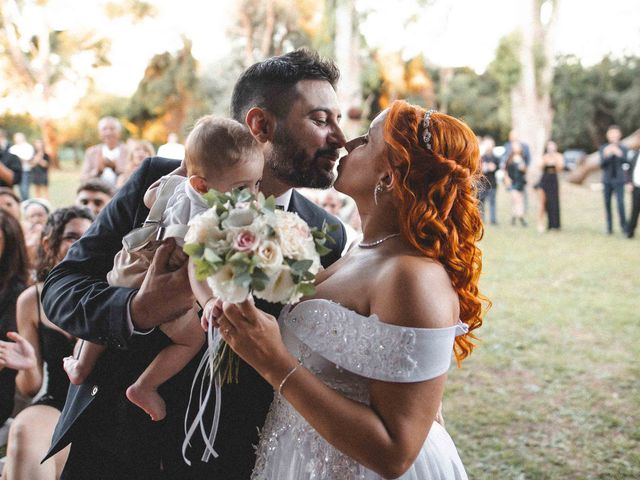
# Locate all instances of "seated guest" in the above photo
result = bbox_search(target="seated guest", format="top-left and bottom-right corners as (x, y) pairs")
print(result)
(0, 210), (29, 427)
(116, 140), (155, 188)
(0, 187), (21, 221)
(0, 207), (93, 479)
(75, 179), (114, 217)
(21, 198), (52, 270)
(80, 116), (129, 187)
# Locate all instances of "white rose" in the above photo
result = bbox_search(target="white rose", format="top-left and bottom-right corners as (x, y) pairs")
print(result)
(255, 265), (300, 304)
(255, 240), (284, 273)
(206, 264), (250, 303)
(273, 211), (314, 259)
(185, 209), (225, 245)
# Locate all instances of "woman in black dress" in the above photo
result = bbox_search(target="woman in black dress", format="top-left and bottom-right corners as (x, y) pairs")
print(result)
(31, 140), (50, 199)
(0, 207), (92, 479)
(0, 210), (30, 426)
(504, 141), (528, 226)
(536, 141), (564, 231)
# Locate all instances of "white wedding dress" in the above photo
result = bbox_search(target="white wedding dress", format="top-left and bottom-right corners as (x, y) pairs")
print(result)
(251, 299), (469, 480)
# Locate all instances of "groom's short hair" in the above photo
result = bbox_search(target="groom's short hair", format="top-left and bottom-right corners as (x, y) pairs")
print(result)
(231, 48), (340, 123)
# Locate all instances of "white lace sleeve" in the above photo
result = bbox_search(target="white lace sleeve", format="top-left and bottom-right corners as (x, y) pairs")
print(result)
(282, 299), (468, 383)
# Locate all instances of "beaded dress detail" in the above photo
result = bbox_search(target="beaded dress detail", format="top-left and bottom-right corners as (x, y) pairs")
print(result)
(252, 299), (469, 480)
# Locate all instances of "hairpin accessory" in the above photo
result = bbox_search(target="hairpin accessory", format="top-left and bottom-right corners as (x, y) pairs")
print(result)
(422, 109), (436, 150)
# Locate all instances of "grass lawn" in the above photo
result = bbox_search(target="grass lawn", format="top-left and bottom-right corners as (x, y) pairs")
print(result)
(445, 181), (639, 479)
(28, 166), (640, 478)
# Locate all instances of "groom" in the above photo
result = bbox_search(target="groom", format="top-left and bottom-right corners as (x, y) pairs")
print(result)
(42, 49), (347, 479)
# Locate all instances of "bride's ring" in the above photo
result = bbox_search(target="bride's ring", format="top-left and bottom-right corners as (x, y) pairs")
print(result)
(223, 327), (230, 335)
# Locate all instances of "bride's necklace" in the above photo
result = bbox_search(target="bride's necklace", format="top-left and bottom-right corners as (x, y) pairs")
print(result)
(358, 232), (401, 248)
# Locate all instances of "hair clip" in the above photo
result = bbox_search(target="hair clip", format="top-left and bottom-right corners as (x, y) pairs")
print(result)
(422, 109), (436, 150)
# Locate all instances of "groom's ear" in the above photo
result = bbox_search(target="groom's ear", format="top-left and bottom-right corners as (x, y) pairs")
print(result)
(245, 107), (275, 143)
(189, 175), (209, 194)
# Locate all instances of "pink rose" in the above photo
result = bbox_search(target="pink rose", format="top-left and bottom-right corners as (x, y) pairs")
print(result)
(233, 229), (258, 252)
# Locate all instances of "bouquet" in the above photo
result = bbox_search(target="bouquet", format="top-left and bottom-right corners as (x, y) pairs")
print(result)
(183, 188), (334, 382)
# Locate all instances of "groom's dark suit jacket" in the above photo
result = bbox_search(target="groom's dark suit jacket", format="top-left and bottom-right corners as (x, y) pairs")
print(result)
(42, 157), (346, 479)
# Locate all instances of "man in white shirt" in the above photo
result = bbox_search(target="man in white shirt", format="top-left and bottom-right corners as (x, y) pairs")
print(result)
(80, 117), (129, 187)
(626, 151), (640, 238)
(9, 132), (34, 200)
(157, 132), (185, 160)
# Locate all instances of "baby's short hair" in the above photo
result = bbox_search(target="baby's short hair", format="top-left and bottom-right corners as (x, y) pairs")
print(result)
(185, 115), (259, 177)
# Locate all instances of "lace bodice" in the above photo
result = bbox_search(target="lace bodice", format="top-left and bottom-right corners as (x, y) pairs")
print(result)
(252, 299), (469, 480)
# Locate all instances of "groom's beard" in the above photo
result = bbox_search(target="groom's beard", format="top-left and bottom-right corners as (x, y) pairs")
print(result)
(267, 127), (338, 189)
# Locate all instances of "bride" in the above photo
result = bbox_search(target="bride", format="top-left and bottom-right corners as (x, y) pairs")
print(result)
(215, 100), (487, 479)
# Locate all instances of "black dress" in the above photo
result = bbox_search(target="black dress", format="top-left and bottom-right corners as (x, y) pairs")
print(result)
(32, 285), (75, 411)
(540, 165), (561, 229)
(31, 153), (50, 186)
(0, 282), (26, 424)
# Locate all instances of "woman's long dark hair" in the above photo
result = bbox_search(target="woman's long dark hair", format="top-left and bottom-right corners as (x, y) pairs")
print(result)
(0, 209), (29, 293)
(35, 206), (94, 282)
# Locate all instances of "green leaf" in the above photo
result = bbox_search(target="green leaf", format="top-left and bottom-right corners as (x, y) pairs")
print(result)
(263, 195), (276, 212)
(203, 247), (222, 263)
(297, 283), (316, 296)
(183, 243), (204, 258)
(315, 243), (332, 256)
(233, 271), (252, 288)
(290, 259), (313, 273)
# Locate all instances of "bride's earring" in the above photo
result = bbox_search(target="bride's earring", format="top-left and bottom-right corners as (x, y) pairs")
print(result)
(373, 183), (384, 205)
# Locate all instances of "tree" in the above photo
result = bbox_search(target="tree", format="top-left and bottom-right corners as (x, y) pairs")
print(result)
(127, 39), (199, 143)
(0, 0), (154, 165)
(509, 0), (559, 167)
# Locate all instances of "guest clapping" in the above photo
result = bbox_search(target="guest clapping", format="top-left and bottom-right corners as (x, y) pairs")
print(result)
(0, 210), (29, 428)
(0, 206), (93, 479)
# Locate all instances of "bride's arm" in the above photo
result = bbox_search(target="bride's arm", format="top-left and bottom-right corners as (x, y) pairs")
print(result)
(219, 257), (458, 479)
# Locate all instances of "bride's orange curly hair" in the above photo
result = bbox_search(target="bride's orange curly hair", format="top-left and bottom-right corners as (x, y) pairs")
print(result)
(383, 100), (489, 363)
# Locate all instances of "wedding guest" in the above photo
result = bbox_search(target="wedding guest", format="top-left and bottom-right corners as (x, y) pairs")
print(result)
(117, 140), (155, 188)
(41, 48), (346, 479)
(0, 187), (21, 221)
(503, 130), (531, 213)
(75, 179), (115, 216)
(31, 139), (50, 199)
(504, 142), (528, 226)
(599, 125), (629, 235)
(320, 188), (360, 252)
(0, 206), (93, 480)
(0, 210), (29, 427)
(479, 136), (500, 225)
(626, 150), (640, 238)
(536, 140), (563, 232)
(80, 116), (129, 187)
(21, 198), (52, 270)
(9, 133), (35, 201)
(157, 132), (185, 160)
(0, 129), (21, 190)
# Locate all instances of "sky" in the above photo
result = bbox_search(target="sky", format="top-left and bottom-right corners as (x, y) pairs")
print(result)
(2, 0), (639, 116)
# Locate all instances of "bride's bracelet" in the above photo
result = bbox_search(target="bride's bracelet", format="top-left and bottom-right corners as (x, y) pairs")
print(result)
(278, 363), (300, 395)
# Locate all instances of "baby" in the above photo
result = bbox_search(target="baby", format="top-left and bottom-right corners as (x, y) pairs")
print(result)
(63, 115), (264, 421)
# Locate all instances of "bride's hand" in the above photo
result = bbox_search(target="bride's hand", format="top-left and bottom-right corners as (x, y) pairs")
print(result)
(217, 298), (295, 380)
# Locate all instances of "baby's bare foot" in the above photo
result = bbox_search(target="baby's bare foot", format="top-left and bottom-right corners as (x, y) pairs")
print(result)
(126, 383), (167, 421)
(63, 356), (90, 385)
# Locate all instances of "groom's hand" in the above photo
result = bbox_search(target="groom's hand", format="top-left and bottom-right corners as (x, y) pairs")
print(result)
(130, 238), (194, 330)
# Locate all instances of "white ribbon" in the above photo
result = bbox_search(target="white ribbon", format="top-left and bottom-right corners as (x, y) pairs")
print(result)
(182, 324), (222, 465)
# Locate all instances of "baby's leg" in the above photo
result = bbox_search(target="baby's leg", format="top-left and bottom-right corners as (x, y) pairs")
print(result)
(126, 308), (205, 421)
(64, 340), (107, 385)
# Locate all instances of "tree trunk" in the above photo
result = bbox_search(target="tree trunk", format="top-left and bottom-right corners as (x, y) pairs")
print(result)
(511, 0), (558, 172)
(567, 128), (640, 184)
(334, 0), (362, 139)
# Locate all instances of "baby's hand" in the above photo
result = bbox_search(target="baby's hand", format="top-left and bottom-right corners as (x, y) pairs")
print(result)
(201, 298), (223, 331)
